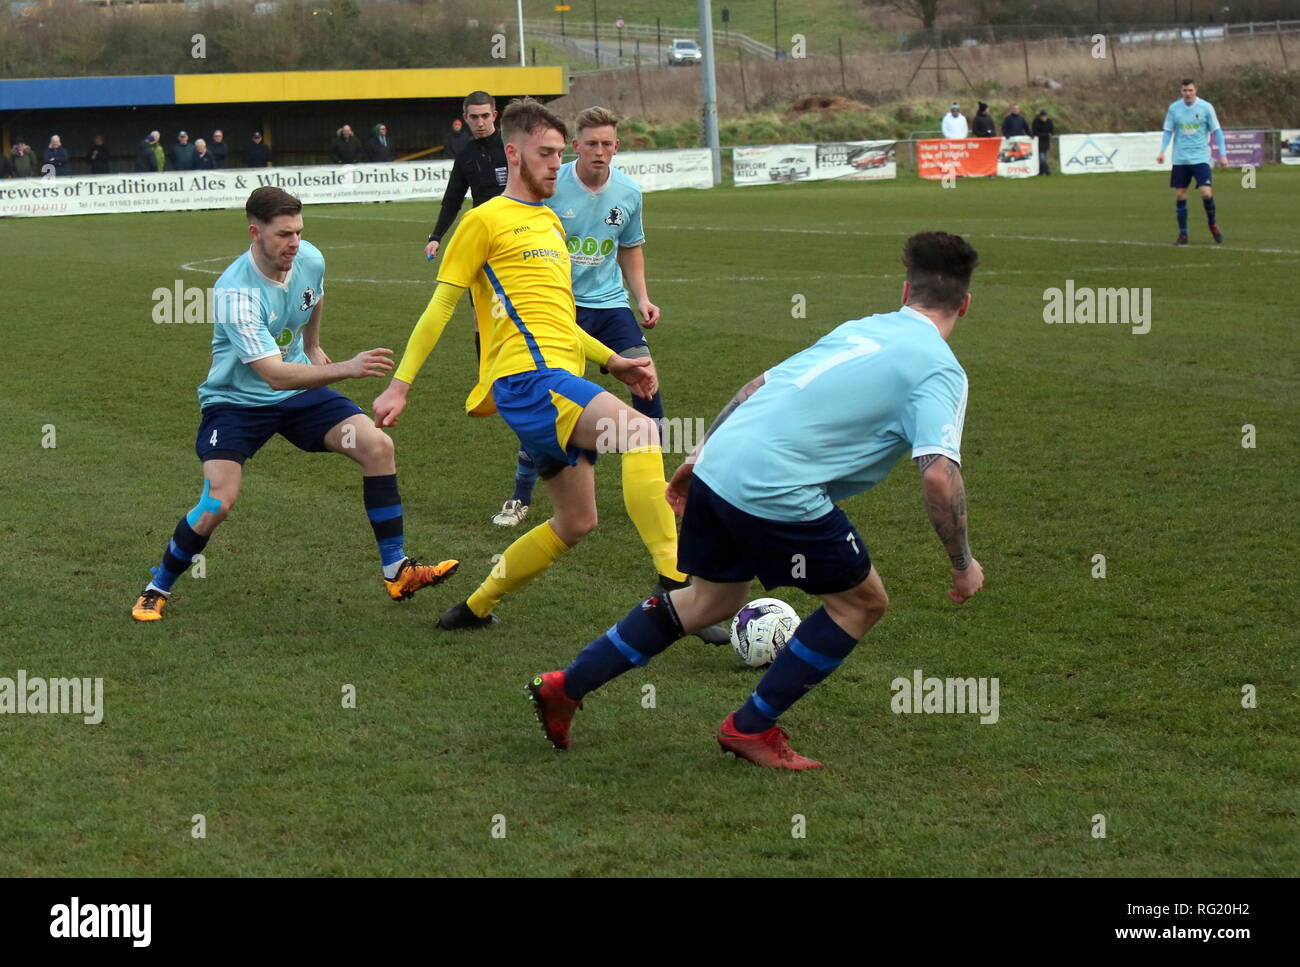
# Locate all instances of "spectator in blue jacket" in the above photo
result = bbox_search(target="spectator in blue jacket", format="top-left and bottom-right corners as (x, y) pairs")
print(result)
(43, 135), (70, 176)
(194, 138), (217, 169)
(1001, 104), (1031, 138)
(171, 131), (198, 171)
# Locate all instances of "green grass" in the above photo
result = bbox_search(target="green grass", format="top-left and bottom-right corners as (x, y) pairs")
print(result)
(1, 170), (1297, 877)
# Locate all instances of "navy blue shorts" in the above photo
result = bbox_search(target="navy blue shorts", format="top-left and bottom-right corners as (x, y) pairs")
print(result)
(1170, 163), (1212, 189)
(679, 476), (872, 595)
(578, 306), (649, 360)
(195, 386), (363, 464)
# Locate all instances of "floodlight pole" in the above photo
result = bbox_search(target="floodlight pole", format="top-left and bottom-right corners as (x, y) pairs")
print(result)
(518, 0), (526, 67)
(699, 0), (721, 185)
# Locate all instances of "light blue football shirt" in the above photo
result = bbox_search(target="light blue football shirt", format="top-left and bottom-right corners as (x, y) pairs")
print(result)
(545, 160), (645, 309)
(1161, 97), (1224, 165)
(695, 307), (969, 522)
(198, 240), (326, 408)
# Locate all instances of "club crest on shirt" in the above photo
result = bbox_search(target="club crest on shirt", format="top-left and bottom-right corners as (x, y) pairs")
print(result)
(299, 287), (318, 311)
(604, 207), (624, 227)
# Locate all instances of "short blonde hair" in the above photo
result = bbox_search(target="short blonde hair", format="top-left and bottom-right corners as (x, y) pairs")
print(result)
(575, 106), (620, 135)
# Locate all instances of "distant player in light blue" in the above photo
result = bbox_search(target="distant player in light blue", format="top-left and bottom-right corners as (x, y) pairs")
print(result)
(131, 186), (458, 622)
(1157, 78), (1227, 245)
(492, 105), (663, 530)
(527, 232), (987, 769)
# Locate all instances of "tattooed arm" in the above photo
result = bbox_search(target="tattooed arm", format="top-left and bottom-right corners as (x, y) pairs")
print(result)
(665, 373), (767, 515)
(916, 453), (984, 603)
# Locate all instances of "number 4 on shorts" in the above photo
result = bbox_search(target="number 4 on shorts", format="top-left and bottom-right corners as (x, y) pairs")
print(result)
(210, 430), (219, 446)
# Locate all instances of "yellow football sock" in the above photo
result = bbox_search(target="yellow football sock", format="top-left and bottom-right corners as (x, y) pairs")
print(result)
(466, 520), (571, 617)
(622, 445), (686, 583)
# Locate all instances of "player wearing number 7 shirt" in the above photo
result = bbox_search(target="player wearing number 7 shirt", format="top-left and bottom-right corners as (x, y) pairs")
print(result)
(527, 232), (986, 769)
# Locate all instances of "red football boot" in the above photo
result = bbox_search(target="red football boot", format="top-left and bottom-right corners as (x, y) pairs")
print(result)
(717, 712), (822, 770)
(527, 671), (582, 750)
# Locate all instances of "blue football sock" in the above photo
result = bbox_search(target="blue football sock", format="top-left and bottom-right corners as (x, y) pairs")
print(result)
(631, 389), (665, 425)
(148, 517), (210, 593)
(511, 449), (538, 505)
(564, 591), (684, 700)
(363, 474), (405, 576)
(1176, 199), (1188, 234)
(734, 607), (859, 733)
(1203, 196), (1217, 228)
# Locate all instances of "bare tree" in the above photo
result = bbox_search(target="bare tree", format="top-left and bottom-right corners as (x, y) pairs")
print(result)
(866, 0), (944, 30)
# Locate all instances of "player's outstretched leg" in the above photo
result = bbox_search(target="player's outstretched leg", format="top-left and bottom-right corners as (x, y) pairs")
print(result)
(492, 448), (536, 526)
(527, 578), (749, 750)
(324, 415), (459, 602)
(132, 462), (239, 622)
(719, 569), (889, 770)
(440, 456), (594, 630)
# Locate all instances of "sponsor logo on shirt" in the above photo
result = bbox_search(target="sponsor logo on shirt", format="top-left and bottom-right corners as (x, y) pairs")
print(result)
(565, 235), (616, 266)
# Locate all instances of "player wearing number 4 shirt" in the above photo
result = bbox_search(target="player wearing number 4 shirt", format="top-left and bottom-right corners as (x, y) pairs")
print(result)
(1157, 79), (1227, 245)
(528, 232), (986, 769)
(130, 187), (459, 622)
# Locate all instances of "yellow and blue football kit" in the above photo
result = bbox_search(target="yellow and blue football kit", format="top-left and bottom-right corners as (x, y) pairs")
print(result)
(393, 194), (686, 619)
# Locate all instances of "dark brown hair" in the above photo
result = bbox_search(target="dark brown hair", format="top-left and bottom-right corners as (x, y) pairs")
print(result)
(902, 232), (980, 311)
(464, 91), (496, 113)
(245, 186), (301, 224)
(500, 97), (568, 145)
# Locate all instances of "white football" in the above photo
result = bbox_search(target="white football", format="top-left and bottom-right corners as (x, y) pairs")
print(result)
(729, 597), (800, 667)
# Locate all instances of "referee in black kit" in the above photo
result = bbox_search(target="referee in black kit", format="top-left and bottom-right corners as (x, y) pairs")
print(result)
(424, 91), (508, 261)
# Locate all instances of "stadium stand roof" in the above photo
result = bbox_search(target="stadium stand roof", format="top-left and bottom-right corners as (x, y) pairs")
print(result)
(0, 66), (566, 111)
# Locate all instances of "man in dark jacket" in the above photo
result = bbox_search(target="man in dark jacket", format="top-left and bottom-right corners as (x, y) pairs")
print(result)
(443, 118), (470, 159)
(971, 102), (996, 138)
(1001, 104), (1031, 138)
(136, 131), (162, 172)
(368, 123), (395, 162)
(245, 131), (272, 167)
(1032, 109), (1055, 175)
(209, 129), (229, 168)
(424, 92), (507, 260)
(86, 135), (112, 175)
(171, 131), (198, 171)
(330, 124), (364, 164)
(12, 138), (39, 177)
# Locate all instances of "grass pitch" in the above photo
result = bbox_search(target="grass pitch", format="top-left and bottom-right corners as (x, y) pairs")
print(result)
(1, 170), (1296, 876)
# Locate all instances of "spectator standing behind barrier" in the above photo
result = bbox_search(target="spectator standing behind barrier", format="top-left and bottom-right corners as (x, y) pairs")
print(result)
(194, 139), (216, 169)
(43, 135), (69, 176)
(12, 136), (40, 177)
(443, 118), (469, 158)
(941, 103), (968, 139)
(1032, 109), (1054, 176)
(246, 131), (272, 167)
(1001, 104), (1031, 138)
(86, 135), (111, 175)
(971, 102), (995, 138)
(136, 131), (163, 172)
(209, 129), (229, 168)
(368, 123), (395, 162)
(171, 131), (198, 171)
(330, 124), (364, 163)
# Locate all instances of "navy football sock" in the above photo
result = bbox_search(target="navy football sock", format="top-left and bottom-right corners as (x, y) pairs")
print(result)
(1203, 196), (1217, 228)
(734, 607), (859, 733)
(511, 449), (538, 504)
(1176, 200), (1188, 234)
(148, 517), (210, 593)
(564, 591), (684, 700)
(363, 473), (405, 576)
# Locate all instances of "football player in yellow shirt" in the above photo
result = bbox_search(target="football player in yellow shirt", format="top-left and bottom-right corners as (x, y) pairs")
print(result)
(372, 98), (687, 630)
